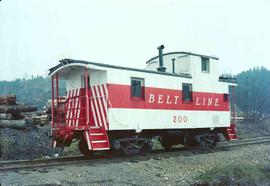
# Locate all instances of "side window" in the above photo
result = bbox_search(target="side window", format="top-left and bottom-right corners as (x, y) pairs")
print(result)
(81, 75), (90, 88)
(201, 57), (210, 73)
(224, 93), (229, 102)
(182, 83), (192, 103)
(131, 77), (145, 100)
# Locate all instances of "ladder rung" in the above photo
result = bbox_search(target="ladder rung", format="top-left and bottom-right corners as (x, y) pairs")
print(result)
(93, 147), (110, 150)
(90, 133), (105, 136)
(92, 140), (107, 143)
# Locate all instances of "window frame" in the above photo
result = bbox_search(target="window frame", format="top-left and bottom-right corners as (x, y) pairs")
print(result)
(223, 93), (229, 102)
(201, 57), (210, 73)
(131, 77), (145, 101)
(182, 83), (193, 103)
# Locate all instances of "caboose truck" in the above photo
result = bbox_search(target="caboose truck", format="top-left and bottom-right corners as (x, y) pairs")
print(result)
(49, 45), (237, 156)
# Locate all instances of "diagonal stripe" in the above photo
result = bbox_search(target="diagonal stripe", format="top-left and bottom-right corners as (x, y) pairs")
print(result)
(76, 100), (80, 127)
(66, 90), (71, 125)
(94, 85), (107, 129)
(73, 89), (79, 127)
(101, 84), (109, 129)
(89, 88), (97, 127)
(66, 90), (72, 126)
(98, 84), (108, 130)
(90, 98), (98, 127)
(69, 89), (75, 126)
(90, 86), (102, 128)
(84, 130), (92, 150)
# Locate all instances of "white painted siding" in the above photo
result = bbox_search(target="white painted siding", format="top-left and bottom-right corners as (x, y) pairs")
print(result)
(108, 108), (230, 130)
(66, 68), (84, 91)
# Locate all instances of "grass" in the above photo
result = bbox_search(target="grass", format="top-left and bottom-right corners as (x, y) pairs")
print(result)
(195, 164), (270, 186)
(62, 140), (81, 156)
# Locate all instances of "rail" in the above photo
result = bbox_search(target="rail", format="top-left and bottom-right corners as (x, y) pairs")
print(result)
(1, 136), (270, 172)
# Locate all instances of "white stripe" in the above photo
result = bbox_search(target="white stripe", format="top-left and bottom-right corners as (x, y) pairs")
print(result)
(85, 130), (92, 150)
(68, 90), (75, 126)
(66, 91), (72, 126)
(90, 99), (98, 127)
(53, 140), (57, 148)
(100, 84), (108, 130)
(86, 89), (90, 125)
(103, 84), (109, 130)
(91, 86), (103, 128)
(90, 125), (100, 129)
(73, 89), (79, 127)
(92, 140), (107, 143)
(76, 101), (80, 127)
(90, 133), (104, 136)
(66, 91), (71, 125)
(94, 147), (110, 150)
(103, 84), (108, 97)
(99, 85), (108, 117)
(94, 85), (107, 129)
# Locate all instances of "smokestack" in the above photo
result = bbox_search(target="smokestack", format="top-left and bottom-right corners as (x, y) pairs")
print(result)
(156, 45), (166, 72)
(171, 58), (175, 74)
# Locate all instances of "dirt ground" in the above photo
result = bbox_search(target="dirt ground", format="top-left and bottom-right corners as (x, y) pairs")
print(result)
(0, 125), (57, 160)
(0, 143), (269, 186)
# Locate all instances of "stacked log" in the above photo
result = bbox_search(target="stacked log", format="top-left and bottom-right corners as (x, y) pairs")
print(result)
(32, 114), (49, 126)
(0, 95), (38, 130)
(0, 105), (37, 114)
(0, 95), (16, 105)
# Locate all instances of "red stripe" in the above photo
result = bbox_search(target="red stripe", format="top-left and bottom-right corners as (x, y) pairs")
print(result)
(66, 90), (72, 125)
(93, 85), (105, 128)
(101, 84), (109, 129)
(90, 86), (102, 128)
(98, 84), (108, 130)
(73, 89), (79, 126)
(107, 84), (229, 111)
(70, 89), (75, 126)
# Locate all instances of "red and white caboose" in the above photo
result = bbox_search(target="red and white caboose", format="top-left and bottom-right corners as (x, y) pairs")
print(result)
(49, 45), (237, 155)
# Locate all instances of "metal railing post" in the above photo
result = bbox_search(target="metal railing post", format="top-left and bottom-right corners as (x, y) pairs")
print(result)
(56, 73), (59, 127)
(85, 68), (90, 126)
(51, 76), (55, 129)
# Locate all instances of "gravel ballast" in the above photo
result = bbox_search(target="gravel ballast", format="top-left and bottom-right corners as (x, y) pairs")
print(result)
(0, 143), (269, 186)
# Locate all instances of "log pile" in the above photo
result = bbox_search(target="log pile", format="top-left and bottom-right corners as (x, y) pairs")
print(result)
(0, 95), (38, 129)
(0, 94), (68, 129)
(32, 112), (50, 126)
(0, 95), (16, 105)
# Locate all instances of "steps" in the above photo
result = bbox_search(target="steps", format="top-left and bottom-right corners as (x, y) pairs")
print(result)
(84, 127), (110, 150)
(226, 123), (238, 140)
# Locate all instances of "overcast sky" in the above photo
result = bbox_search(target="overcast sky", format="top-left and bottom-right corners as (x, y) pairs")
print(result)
(0, 0), (269, 80)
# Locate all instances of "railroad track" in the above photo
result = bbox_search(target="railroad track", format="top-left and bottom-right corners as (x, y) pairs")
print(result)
(1, 136), (270, 172)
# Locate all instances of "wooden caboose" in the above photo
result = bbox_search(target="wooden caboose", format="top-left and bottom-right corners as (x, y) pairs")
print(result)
(49, 45), (237, 155)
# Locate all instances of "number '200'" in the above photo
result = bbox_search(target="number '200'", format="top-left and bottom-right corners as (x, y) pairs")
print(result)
(173, 115), (188, 123)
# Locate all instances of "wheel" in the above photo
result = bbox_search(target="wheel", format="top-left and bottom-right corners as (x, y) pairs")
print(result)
(78, 139), (93, 156)
(120, 140), (142, 155)
(183, 132), (196, 149)
(196, 134), (218, 149)
(160, 136), (172, 150)
(140, 142), (153, 155)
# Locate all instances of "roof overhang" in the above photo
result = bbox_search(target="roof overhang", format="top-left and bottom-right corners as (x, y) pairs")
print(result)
(146, 51), (219, 64)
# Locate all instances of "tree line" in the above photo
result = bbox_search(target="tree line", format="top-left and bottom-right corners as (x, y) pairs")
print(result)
(234, 66), (270, 121)
(0, 76), (65, 110)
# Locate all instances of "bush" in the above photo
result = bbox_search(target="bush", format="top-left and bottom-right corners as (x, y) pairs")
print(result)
(195, 164), (270, 186)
